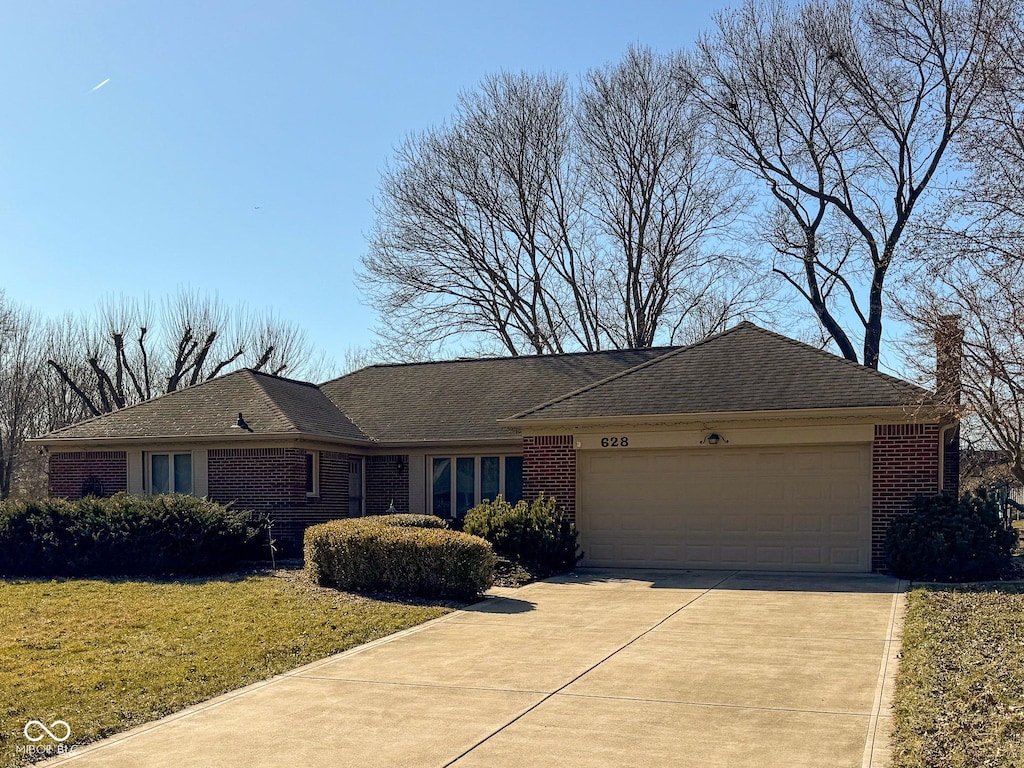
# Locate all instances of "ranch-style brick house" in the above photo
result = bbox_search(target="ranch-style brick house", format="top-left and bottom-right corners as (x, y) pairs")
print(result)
(32, 322), (959, 572)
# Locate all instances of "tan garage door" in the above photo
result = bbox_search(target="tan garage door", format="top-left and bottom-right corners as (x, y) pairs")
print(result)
(577, 445), (872, 572)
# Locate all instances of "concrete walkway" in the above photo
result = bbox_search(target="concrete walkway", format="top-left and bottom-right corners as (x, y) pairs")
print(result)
(46, 570), (905, 768)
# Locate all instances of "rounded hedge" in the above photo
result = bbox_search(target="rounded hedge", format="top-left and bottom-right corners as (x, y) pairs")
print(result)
(885, 490), (1017, 582)
(304, 515), (495, 599)
(463, 494), (580, 574)
(0, 493), (253, 576)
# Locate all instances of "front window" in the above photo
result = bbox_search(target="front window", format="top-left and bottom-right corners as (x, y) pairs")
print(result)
(431, 455), (523, 519)
(305, 451), (319, 497)
(432, 458), (452, 517)
(348, 457), (364, 516)
(148, 453), (193, 495)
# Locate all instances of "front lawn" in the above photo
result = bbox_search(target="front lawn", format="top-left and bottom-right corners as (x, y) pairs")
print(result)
(892, 584), (1024, 767)
(0, 569), (451, 767)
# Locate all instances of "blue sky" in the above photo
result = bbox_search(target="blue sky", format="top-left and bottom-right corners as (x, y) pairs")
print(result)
(0, 1), (732, 365)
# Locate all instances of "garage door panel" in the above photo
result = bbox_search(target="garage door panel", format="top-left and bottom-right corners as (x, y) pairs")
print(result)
(791, 452), (826, 471)
(759, 482), (786, 502)
(792, 547), (824, 565)
(830, 548), (864, 567)
(792, 514), (823, 532)
(684, 545), (715, 562)
(830, 513), (863, 534)
(685, 512), (715, 532)
(651, 545), (683, 563)
(719, 546), (751, 564)
(831, 482), (865, 502)
(830, 448), (869, 470)
(755, 547), (786, 565)
(756, 513), (786, 532)
(755, 452), (788, 472)
(578, 445), (871, 573)
(719, 514), (750, 532)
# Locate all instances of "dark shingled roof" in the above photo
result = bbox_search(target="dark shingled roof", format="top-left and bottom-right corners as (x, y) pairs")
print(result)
(37, 323), (935, 444)
(509, 322), (932, 421)
(318, 347), (675, 442)
(42, 369), (367, 441)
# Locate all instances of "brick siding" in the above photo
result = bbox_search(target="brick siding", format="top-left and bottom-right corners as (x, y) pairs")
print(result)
(208, 448), (350, 555)
(523, 435), (576, 521)
(48, 452), (127, 498)
(872, 423), (940, 571)
(364, 455), (409, 516)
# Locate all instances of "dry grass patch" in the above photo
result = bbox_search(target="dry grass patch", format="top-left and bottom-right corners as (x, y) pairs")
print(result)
(0, 569), (451, 767)
(893, 583), (1024, 767)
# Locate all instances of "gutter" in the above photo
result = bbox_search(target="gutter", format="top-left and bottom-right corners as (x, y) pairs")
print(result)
(500, 405), (947, 430)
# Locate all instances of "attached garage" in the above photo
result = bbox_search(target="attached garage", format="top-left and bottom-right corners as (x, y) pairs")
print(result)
(577, 444), (872, 572)
(505, 323), (953, 573)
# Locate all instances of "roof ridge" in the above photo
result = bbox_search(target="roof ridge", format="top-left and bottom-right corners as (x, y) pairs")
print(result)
(317, 344), (681, 386)
(41, 367), (258, 438)
(245, 367), (321, 389)
(314, 383), (377, 442)
(504, 324), (752, 421)
(247, 371), (306, 432)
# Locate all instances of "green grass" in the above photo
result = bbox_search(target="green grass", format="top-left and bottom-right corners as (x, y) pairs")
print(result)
(0, 570), (451, 767)
(892, 583), (1024, 767)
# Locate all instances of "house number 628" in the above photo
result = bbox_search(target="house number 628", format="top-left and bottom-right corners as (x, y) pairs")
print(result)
(600, 437), (629, 447)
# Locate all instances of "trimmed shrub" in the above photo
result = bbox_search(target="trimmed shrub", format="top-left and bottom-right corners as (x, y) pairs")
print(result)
(0, 493), (253, 576)
(304, 514), (494, 599)
(885, 489), (1017, 581)
(463, 494), (581, 574)
(375, 514), (448, 529)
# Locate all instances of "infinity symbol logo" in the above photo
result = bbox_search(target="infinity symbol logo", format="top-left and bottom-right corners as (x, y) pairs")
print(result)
(23, 720), (71, 743)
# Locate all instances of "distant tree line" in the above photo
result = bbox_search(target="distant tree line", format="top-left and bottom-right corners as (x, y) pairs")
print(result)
(0, 289), (325, 499)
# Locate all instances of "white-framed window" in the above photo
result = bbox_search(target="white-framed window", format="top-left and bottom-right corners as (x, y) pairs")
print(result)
(348, 457), (364, 516)
(305, 451), (320, 497)
(429, 455), (523, 519)
(146, 452), (193, 495)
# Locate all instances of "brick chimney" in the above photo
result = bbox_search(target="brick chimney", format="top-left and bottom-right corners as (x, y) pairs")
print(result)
(935, 314), (963, 407)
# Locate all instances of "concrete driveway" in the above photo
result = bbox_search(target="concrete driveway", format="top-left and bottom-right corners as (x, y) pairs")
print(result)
(47, 570), (904, 768)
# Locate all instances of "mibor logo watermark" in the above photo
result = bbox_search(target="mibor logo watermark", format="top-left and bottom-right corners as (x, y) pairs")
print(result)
(16, 719), (77, 757)
(23, 720), (71, 743)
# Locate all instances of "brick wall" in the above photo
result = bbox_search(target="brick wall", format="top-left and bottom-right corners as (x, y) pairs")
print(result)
(48, 452), (127, 498)
(523, 435), (576, 520)
(208, 447), (306, 512)
(208, 448), (350, 554)
(365, 455), (409, 516)
(872, 423), (940, 570)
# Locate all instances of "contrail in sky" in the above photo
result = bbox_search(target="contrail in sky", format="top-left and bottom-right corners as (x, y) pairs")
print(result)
(90, 78), (110, 92)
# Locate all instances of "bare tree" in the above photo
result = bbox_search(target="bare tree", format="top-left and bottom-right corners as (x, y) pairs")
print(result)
(899, 258), (1024, 487)
(896, 7), (1024, 487)
(362, 72), (588, 357)
(361, 63), (772, 357)
(692, 0), (1007, 368)
(0, 293), (46, 498)
(577, 46), (750, 348)
(47, 289), (317, 416)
